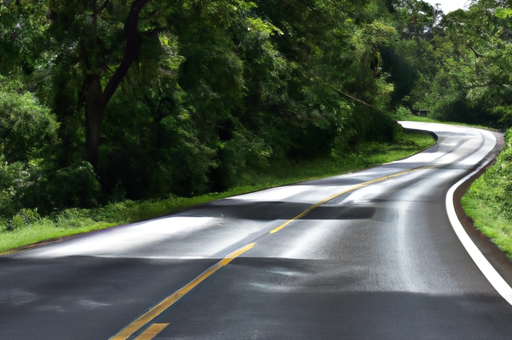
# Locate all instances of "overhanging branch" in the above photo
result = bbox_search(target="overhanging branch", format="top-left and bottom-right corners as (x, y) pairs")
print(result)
(101, 0), (150, 107)
(331, 87), (374, 108)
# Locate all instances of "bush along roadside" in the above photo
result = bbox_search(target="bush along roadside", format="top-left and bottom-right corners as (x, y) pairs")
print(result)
(0, 129), (435, 253)
(462, 129), (512, 259)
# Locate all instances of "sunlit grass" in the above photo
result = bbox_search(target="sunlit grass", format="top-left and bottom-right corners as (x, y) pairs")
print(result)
(462, 196), (512, 259)
(461, 129), (512, 260)
(0, 130), (436, 253)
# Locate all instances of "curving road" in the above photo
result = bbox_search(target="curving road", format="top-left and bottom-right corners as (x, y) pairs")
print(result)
(2, 122), (512, 339)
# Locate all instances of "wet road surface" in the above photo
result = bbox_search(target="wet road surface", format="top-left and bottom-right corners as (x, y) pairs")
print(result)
(2, 122), (512, 339)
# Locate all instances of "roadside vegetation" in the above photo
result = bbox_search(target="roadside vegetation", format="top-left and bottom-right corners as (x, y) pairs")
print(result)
(0, 129), (435, 252)
(1, 0), (512, 256)
(0, 130), (434, 253)
(462, 130), (512, 260)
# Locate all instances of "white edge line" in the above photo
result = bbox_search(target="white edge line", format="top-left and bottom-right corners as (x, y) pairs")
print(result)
(446, 136), (512, 305)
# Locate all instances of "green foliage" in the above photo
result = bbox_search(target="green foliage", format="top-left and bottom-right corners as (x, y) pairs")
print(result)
(0, 157), (101, 219)
(6, 208), (40, 231)
(0, 79), (60, 219)
(3, 0), (511, 262)
(211, 129), (272, 191)
(408, 0), (512, 128)
(0, 131), (434, 253)
(0, 77), (58, 162)
(393, 106), (414, 119)
(463, 128), (512, 259)
(0, 159), (34, 218)
(0, 208), (40, 232)
(0, 1), (48, 76)
(0, 0), (435, 232)
(40, 161), (102, 210)
(474, 129), (512, 215)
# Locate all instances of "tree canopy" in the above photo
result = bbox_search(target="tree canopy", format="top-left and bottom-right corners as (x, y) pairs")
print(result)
(0, 0), (510, 219)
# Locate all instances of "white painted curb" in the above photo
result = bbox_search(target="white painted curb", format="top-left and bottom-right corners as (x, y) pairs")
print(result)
(446, 149), (512, 305)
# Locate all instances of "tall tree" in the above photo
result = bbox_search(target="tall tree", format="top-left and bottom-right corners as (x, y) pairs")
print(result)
(421, 0), (512, 125)
(47, 0), (154, 168)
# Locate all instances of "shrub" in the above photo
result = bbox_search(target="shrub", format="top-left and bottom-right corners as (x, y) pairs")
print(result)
(0, 82), (58, 163)
(34, 161), (102, 213)
(5, 208), (40, 231)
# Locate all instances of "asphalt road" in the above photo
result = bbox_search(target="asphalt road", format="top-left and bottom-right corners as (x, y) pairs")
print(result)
(2, 121), (512, 339)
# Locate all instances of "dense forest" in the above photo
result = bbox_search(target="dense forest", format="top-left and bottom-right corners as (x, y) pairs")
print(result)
(1, 0), (511, 224)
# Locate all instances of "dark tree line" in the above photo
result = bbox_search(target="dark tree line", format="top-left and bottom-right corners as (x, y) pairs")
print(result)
(1, 0), (509, 219)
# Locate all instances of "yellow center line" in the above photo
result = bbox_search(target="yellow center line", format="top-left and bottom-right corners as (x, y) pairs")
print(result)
(133, 323), (169, 340)
(110, 164), (434, 340)
(270, 166), (429, 234)
(109, 243), (255, 340)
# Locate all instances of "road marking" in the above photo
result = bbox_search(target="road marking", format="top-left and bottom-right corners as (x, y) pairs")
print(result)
(270, 166), (428, 234)
(446, 156), (512, 305)
(110, 162), (440, 339)
(133, 323), (169, 340)
(109, 243), (255, 340)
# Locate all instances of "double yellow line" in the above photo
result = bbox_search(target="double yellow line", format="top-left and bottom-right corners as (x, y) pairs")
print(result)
(109, 244), (255, 340)
(110, 165), (428, 340)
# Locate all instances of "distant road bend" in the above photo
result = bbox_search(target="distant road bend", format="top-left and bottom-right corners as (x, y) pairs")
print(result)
(2, 121), (512, 339)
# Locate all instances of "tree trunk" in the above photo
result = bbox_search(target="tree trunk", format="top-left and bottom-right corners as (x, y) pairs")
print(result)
(85, 74), (105, 168)
(84, 0), (150, 170)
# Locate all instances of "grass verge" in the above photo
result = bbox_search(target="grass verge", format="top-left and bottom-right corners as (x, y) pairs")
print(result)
(0, 129), (435, 253)
(396, 111), (511, 259)
(462, 129), (512, 260)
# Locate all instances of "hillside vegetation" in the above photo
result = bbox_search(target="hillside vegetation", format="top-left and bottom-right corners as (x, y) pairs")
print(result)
(0, 130), (435, 253)
(463, 130), (512, 259)
(0, 0), (407, 227)
(0, 0), (511, 253)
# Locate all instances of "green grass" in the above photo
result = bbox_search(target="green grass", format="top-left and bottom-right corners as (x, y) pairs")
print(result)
(462, 196), (512, 258)
(461, 129), (512, 260)
(393, 110), (512, 259)
(0, 130), (435, 254)
(400, 113), (511, 259)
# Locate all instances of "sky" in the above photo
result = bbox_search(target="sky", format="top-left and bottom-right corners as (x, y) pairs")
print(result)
(423, 0), (471, 13)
